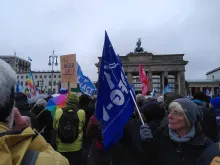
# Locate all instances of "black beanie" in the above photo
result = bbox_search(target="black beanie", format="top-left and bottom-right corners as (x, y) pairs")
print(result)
(0, 87), (15, 122)
(193, 92), (208, 102)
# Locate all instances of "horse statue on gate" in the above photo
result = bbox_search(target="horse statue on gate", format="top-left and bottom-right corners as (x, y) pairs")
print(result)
(135, 38), (144, 53)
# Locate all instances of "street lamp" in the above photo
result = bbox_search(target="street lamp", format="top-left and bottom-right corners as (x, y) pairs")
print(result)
(48, 50), (58, 94)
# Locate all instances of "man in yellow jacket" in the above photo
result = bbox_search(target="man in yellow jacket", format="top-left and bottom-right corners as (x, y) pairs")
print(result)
(0, 59), (69, 165)
(53, 92), (86, 165)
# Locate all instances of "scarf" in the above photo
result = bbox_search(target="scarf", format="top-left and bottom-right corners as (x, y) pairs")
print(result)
(169, 126), (195, 143)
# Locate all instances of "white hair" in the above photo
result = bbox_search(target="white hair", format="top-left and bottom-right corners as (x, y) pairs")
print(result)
(169, 101), (184, 112)
(169, 101), (191, 126)
(0, 59), (17, 107)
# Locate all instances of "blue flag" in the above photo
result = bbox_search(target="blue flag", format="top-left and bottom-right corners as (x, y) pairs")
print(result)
(162, 84), (172, 95)
(16, 80), (24, 93)
(77, 62), (96, 97)
(96, 31), (134, 149)
(28, 56), (32, 61)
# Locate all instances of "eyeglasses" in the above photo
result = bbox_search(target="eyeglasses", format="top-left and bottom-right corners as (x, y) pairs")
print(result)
(168, 110), (183, 118)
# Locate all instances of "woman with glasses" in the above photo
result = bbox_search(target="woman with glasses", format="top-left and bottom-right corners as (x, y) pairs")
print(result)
(140, 98), (213, 165)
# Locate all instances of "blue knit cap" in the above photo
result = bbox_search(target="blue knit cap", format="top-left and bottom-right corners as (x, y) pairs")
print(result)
(210, 97), (220, 108)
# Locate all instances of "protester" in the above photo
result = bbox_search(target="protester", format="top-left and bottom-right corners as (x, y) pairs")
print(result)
(86, 113), (112, 165)
(140, 98), (212, 165)
(159, 92), (184, 129)
(140, 101), (165, 133)
(15, 92), (39, 130)
(193, 92), (217, 142)
(209, 97), (220, 141)
(193, 92), (209, 107)
(53, 92), (85, 165)
(31, 98), (54, 146)
(136, 94), (145, 109)
(0, 59), (69, 165)
(196, 143), (220, 165)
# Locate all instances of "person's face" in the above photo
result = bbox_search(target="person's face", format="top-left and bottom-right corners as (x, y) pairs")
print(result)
(168, 108), (188, 131)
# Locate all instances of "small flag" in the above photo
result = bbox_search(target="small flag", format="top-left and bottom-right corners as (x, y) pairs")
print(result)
(16, 80), (24, 93)
(162, 84), (172, 95)
(28, 57), (32, 62)
(96, 31), (134, 149)
(139, 64), (149, 96)
(26, 71), (38, 97)
(77, 62), (96, 97)
(152, 88), (155, 98)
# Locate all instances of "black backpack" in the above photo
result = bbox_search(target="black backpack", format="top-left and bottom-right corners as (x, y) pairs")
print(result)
(58, 107), (79, 143)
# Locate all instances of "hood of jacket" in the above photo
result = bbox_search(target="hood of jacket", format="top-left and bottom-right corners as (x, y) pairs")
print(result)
(0, 123), (69, 165)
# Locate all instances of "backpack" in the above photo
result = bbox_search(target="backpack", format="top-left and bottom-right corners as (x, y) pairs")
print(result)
(58, 107), (79, 143)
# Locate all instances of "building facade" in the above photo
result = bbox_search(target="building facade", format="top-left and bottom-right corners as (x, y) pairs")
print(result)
(17, 71), (61, 94)
(96, 51), (188, 95)
(187, 66), (220, 96)
(206, 67), (220, 80)
(0, 55), (31, 73)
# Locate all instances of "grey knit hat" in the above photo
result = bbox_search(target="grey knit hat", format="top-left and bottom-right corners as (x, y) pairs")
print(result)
(173, 98), (203, 125)
(0, 59), (17, 121)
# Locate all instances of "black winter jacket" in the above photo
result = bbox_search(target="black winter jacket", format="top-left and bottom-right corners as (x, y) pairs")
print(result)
(143, 126), (213, 165)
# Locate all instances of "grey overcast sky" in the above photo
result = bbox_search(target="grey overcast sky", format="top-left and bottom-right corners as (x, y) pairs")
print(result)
(0, 0), (220, 81)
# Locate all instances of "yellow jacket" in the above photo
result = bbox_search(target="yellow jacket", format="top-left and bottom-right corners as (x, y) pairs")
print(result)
(0, 122), (69, 165)
(53, 108), (85, 152)
(211, 157), (220, 165)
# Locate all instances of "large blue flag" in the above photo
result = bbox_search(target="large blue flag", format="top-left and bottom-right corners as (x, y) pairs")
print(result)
(77, 62), (96, 97)
(96, 31), (134, 149)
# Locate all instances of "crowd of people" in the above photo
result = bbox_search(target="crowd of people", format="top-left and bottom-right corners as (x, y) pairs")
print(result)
(1, 58), (220, 165)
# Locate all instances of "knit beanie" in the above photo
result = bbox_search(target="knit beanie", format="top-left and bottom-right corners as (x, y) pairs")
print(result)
(66, 92), (79, 106)
(0, 59), (17, 122)
(193, 92), (208, 102)
(141, 102), (165, 121)
(15, 92), (29, 111)
(172, 98), (203, 126)
(210, 97), (220, 108)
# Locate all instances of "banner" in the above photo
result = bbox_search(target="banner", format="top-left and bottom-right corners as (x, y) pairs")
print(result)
(77, 62), (96, 97)
(139, 64), (149, 96)
(60, 54), (77, 89)
(96, 31), (134, 149)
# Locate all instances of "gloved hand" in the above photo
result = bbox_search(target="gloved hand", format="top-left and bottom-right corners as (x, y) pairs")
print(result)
(140, 124), (153, 141)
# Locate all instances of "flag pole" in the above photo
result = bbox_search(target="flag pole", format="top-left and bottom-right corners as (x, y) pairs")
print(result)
(129, 90), (145, 125)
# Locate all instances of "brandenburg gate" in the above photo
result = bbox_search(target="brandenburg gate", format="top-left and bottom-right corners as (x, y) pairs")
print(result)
(96, 39), (188, 95)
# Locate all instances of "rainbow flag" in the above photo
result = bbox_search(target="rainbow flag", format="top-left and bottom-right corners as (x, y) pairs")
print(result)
(26, 71), (38, 97)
